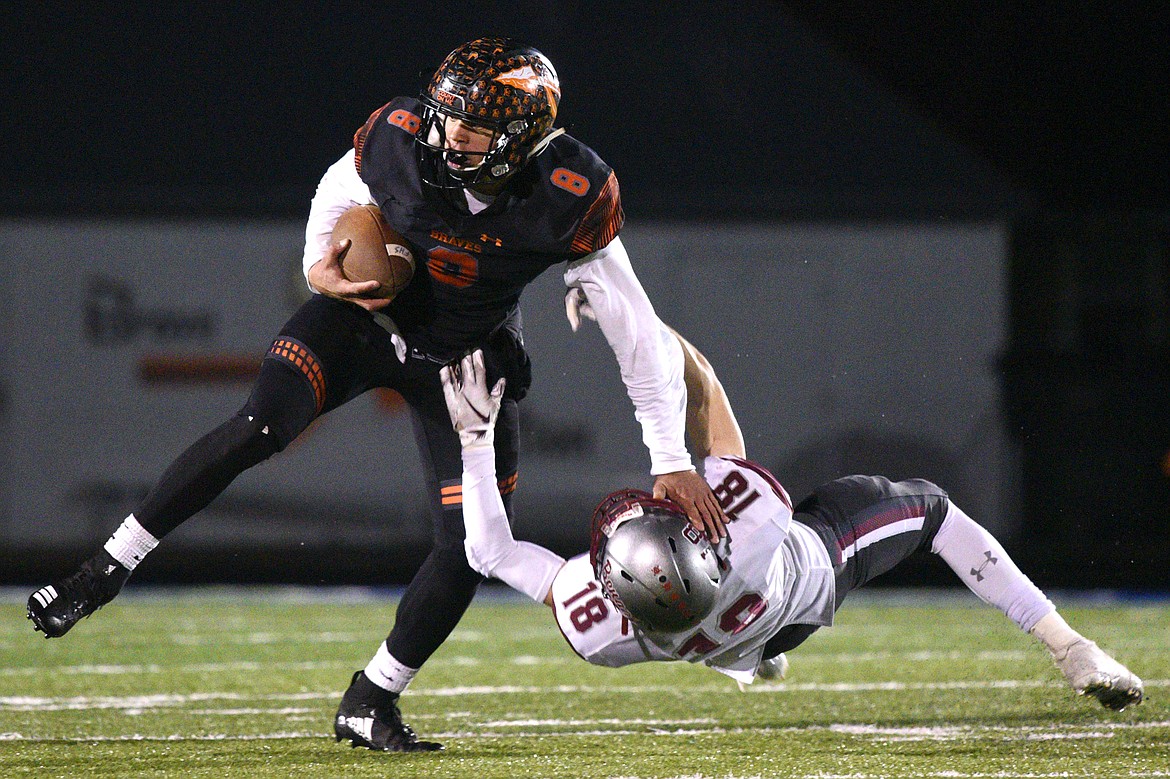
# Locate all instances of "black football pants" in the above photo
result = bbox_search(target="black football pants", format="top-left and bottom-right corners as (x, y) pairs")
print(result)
(132, 294), (522, 669)
(762, 475), (949, 658)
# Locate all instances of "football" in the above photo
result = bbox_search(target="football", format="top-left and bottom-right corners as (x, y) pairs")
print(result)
(330, 204), (416, 299)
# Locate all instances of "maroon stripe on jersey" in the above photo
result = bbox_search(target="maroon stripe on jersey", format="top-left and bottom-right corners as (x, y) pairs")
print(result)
(722, 456), (793, 510)
(838, 500), (928, 551)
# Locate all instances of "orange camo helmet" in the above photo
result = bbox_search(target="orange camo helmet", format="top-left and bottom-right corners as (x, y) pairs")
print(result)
(416, 37), (561, 190)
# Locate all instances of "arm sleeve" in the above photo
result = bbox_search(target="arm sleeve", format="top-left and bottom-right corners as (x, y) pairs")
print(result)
(301, 149), (374, 291)
(461, 447), (566, 603)
(563, 236), (691, 475)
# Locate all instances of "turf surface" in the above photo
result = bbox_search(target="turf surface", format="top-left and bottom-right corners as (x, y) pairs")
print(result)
(1, 588), (1167, 778)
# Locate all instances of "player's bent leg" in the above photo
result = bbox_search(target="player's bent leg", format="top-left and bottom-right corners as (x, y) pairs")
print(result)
(796, 475), (950, 602)
(25, 412), (285, 639)
(29, 297), (385, 639)
(334, 670), (442, 752)
(933, 502), (1143, 710)
(28, 338), (328, 639)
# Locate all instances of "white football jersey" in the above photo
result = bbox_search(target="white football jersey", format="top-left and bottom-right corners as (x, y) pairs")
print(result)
(551, 456), (837, 683)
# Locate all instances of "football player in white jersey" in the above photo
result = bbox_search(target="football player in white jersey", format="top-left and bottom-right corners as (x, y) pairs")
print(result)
(426, 336), (1143, 711)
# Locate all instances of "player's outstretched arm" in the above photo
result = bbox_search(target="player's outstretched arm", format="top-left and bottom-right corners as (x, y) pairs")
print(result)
(441, 351), (565, 607)
(564, 238), (727, 540)
(666, 327), (746, 460)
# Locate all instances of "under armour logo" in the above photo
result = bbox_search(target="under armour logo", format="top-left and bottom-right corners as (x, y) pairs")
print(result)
(971, 550), (998, 581)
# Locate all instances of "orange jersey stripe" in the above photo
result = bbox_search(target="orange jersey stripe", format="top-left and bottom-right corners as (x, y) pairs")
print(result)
(570, 171), (623, 254)
(353, 102), (393, 176)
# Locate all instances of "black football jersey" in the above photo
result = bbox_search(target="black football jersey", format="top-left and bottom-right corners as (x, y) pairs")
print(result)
(353, 97), (624, 358)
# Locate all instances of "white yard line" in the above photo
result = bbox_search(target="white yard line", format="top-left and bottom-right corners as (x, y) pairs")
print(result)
(2, 721), (1169, 747)
(0, 655), (575, 676)
(0, 660), (345, 677)
(761, 774), (1170, 779)
(3, 679), (1169, 711)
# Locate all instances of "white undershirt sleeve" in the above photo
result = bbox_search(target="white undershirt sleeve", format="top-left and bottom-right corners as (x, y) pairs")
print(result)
(301, 149), (374, 291)
(563, 236), (691, 475)
(461, 447), (566, 603)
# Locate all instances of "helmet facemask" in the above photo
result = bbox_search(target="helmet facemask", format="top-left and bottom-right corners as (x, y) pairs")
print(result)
(415, 103), (533, 191)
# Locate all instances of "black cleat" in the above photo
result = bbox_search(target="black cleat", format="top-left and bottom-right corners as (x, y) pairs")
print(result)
(334, 671), (442, 752)
(27, 550), (130, 638)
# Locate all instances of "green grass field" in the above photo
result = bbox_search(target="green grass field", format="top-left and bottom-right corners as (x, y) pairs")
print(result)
(1, 588), (1166, 778)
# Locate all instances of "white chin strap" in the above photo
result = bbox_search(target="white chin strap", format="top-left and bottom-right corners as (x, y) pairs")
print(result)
(484, 127), (568, 181)
(527, 127), (567, 160)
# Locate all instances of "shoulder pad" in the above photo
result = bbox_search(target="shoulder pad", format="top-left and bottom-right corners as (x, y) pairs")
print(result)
(532, 134), (624, 254)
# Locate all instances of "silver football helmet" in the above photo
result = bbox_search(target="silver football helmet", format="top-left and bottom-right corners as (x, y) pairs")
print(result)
(589, 490), (722, 633)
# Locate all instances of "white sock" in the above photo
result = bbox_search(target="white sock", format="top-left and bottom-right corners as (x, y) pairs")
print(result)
(1029, 610), (1086, 656)
(103, 515), (159, 571)
(931, 502), (1054, 633)
(364, 642), (418, 694)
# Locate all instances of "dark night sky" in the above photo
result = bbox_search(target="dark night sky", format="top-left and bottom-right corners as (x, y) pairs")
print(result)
(2, 2), (1165, 220)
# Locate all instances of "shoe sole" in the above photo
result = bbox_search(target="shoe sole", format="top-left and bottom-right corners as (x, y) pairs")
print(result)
(335, 733), (443, 752)
(1081, 678), (1143, 711)
(26, 605), (67, 639)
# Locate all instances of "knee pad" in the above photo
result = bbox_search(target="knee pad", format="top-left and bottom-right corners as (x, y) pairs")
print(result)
(241, 351), (322, 449)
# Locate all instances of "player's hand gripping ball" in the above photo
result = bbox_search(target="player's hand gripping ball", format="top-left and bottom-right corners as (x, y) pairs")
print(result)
(330, 205), (416, 300)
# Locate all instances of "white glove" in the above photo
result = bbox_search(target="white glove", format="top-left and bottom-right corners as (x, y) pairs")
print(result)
(564, 286), (596, 332)
(440, 350), (505, 450)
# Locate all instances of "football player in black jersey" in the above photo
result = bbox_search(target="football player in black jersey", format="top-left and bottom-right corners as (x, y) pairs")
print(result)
(27, 38), (724, 752)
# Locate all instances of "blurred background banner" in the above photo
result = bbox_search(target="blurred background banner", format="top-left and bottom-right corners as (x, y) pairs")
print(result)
(0, 219), (1010, 584)
(1, 2), (1165, 589)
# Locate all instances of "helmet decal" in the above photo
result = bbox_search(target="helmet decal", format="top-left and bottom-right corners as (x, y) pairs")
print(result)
(494, 64), (561, 114)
